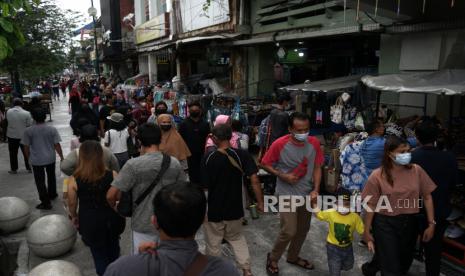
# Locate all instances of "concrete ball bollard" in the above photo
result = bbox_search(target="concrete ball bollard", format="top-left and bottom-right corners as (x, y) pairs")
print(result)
(27, 214), (77, 258)
(0, 197), (30, 234)
(29, 260), (82, 276)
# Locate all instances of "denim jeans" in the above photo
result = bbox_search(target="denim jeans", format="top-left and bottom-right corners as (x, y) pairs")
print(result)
(326, 243), (354, 276)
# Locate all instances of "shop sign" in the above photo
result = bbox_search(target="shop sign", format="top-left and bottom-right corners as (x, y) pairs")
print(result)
(136, 13), (170, 45)
(180, 0), (230, 33)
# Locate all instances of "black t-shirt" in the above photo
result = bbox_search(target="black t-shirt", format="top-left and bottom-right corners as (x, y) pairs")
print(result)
(99, 105), (112, 131)
(411, 146), (458, 220)
(202, 148), (258, 222)
(178, 118), (210, 156)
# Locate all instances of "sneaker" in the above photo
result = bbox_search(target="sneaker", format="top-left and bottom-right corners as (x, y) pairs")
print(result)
(36, 203), (52, 210)
(358, 240), (367, 247)
(8, 170), (17, 174)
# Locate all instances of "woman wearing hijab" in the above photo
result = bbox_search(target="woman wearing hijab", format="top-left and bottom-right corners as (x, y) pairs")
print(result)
(157, 114), (191, 172)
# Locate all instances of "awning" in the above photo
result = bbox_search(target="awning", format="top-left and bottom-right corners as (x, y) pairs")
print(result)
(176, 33), (241, 46)
(280, 75), (363, 93)
(233, 24), (381, 46)
(73, 22), (95, 36)
(361, 70), (465, 95)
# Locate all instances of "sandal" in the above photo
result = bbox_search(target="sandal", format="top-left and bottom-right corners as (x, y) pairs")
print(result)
(266, 253), (279, 275)
(286, 257), (314, 270)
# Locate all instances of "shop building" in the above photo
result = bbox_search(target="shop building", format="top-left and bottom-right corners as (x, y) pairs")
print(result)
(100, 0), (138, 80)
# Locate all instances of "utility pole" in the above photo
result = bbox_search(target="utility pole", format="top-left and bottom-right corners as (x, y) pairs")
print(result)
(89, 0), (100, 79)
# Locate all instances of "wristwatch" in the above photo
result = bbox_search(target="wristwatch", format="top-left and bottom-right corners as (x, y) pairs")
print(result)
(428, 220), (437, 226)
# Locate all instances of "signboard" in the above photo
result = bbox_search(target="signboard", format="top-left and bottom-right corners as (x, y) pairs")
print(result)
(180, 0), (230, 33)
(136, 12), (170, 45)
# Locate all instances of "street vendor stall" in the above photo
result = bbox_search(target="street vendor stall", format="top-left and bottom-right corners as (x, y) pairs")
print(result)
(280, 75), (365, 132)
(361, 69), (465, 119)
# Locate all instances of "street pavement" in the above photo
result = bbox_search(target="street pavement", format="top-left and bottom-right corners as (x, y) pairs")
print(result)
(0, 96), (427, 275)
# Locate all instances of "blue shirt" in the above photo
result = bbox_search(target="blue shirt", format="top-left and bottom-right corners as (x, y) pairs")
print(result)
(359, 136), (385, 173)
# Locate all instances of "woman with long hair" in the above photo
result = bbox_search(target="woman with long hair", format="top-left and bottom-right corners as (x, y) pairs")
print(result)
(104, 112), (130, 168)
(361, 135), (436, 275)
(67, 141), (125, 276)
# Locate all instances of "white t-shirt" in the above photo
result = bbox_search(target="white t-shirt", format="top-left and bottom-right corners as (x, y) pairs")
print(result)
(104, 128), (129, 154)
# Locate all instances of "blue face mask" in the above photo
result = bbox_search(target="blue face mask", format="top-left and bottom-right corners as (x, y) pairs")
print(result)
(393, 152), (411, 165)
(293, 133), (308, 142)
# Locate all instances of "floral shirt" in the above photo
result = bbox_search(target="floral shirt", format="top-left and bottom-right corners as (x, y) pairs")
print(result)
(340, 141), (369, 192)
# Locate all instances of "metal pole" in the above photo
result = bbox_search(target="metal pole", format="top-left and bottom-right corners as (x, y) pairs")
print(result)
(91, 0), (100, 79)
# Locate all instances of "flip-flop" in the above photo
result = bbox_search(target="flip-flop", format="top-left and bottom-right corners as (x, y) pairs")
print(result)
(286, 257), (314, 270)
(266, 253), (279, 275)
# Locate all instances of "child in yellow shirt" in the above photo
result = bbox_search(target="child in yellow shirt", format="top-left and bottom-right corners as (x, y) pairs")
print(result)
(313, 188), (373, 276)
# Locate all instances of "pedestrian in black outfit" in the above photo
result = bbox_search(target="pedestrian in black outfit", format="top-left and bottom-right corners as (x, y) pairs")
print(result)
(411, 118), (458, 276)
(178, 102), (210, 187)
(67, 140), (125, 276)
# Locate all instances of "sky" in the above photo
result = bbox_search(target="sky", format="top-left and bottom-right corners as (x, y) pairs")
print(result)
(55, 0), (101, 25)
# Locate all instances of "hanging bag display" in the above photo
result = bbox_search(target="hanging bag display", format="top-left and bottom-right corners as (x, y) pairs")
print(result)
(330, 97), (344, 124)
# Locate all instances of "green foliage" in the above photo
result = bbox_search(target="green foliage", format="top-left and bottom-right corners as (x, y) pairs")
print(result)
(0, 0), (81, 79)
(0, 0), (38, 60)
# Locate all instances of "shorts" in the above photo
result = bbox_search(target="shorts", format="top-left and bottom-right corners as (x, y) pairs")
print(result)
(326, 242), (354, 276)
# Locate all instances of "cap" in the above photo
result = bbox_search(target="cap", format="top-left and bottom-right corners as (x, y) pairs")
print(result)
(107, 112), (124, 123)
(337, 187), (351, 201)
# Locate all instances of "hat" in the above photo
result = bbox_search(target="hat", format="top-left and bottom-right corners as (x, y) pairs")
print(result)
(107, 112), (124, 123)
(337, 187), (351, 201)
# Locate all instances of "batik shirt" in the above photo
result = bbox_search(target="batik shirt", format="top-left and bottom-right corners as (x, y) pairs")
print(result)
(340, 141), (369, 192)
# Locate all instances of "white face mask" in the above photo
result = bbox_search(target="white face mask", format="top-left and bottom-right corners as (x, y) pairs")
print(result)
(293, 133), (308, 142)
(337, 206), (350, 215)
(393, 152), (412, 166)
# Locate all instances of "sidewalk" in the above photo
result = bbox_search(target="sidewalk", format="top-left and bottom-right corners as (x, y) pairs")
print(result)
(0, 96), (426, 275)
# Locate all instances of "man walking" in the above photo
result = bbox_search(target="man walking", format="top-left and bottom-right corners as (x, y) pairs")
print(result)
(178, 102), (210, 187)
(6, 98), (32, 174)
(202, 124), (264, 276)
(261, 112), (324, 274)
(106, 123), (187, 253)
(22, 108), (64, 210)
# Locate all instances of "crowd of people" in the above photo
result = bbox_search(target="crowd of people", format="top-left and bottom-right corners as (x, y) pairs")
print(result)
(2, 76), (459, 276)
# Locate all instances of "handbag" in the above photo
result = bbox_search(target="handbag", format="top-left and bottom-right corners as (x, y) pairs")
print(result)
(117, 153), (171, 217)
(330, 97), (344, 124)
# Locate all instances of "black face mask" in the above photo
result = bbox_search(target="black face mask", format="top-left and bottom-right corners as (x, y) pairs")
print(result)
(160, 124), (172, 131)
(155, 109), (167, 116)
(190, 111), (200, 118)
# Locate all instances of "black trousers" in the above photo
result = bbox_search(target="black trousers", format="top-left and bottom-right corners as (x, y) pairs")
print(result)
(8, 137), (30, 171)
(423, 219), (447, 276)
(372, 213), (418, 276)
(32, 163), (57, 205)
(89, 237), (120, 276)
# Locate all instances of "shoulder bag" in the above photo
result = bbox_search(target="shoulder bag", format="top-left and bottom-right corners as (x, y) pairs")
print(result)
(117, 153), (171, 217)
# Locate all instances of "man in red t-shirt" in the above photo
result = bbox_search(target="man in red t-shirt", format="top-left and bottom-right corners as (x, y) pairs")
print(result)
(261, 112), (323, 274)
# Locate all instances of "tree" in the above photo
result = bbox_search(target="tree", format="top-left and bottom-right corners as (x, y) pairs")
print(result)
(0, 0), (80, 93)
(0, 0), (39, 61)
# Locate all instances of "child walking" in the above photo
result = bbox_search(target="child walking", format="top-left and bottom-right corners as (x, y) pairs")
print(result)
(313, 188), (374, 276)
